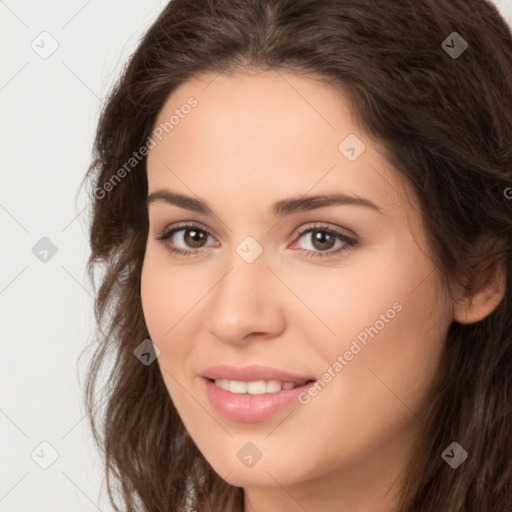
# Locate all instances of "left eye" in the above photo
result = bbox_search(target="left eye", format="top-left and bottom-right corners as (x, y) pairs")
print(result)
(291, 226), (357, 256)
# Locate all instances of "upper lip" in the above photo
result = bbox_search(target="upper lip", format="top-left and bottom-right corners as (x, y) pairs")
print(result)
(201, 364), (316, 383)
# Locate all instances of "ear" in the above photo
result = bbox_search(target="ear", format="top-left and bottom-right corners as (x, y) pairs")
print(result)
(453, 259), (506, 324)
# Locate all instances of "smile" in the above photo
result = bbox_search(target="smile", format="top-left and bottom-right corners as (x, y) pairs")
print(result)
(203, 377), (316, 422)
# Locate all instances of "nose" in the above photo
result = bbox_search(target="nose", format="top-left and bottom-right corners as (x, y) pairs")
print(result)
(205, 249), (286, 346)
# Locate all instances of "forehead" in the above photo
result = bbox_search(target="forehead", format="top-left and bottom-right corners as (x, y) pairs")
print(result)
(147, 70), (413, 221)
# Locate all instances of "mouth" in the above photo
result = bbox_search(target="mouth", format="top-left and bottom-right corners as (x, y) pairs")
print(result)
(202, 376), (318, 422)
(200, 364), (318, 421)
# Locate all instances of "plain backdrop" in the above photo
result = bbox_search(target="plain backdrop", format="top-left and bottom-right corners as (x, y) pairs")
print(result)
(1, 1), (512, 511)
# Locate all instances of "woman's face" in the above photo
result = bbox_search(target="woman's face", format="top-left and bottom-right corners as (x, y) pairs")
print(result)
(141, 70), (453, 508)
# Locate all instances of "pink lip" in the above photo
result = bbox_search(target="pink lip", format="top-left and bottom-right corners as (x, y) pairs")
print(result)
(202, 378), (315, 422)
(201, 364), (315, 383)
(200, 364), (317, 422)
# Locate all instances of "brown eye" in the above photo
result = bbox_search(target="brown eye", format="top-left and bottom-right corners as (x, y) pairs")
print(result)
(183, 228), (207, 248)
(156, 224), (217, 255)
(310, 229), (336, 251)
(292, 224), (357, 258)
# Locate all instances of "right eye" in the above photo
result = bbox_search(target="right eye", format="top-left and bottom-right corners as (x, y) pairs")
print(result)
(155, 223), (219, 256)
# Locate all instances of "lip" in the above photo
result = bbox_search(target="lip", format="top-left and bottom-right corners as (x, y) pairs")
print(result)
(202, 378), (315, 422)
(201, 364), (316, 383)
(200, 364), (317, 422)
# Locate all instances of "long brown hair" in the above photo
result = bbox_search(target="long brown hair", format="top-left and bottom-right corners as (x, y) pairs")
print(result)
(81, 0), (512, 510)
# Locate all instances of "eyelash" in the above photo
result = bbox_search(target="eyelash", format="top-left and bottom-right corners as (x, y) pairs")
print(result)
(155, 222), (358, 259)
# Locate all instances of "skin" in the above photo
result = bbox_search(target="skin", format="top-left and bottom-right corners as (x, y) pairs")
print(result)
(140, 69), (502, 512)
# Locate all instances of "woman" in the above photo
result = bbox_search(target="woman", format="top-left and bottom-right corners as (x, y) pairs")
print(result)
(82, 0), (512, 510)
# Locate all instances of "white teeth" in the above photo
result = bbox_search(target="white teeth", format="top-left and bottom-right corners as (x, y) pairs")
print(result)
(247, 380), (267, 394)
(262, 380), (282, 393)
(229, 380), (247, 393)
(214, 379), (305, 394)
(215, 379), (230, 391)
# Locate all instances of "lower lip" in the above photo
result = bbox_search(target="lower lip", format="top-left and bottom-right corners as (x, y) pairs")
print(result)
(202, 378), (315, 422)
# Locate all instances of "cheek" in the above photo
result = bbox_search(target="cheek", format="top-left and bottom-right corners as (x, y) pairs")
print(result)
(280, 244), (422, 354)
(363, 273), (448, 410)
(140, 253), (191, 407)
(140, 248), (203, 339)
(140, 248), (210, 384)
(292, 238), (448, 412)
(140, 251), (189, 384)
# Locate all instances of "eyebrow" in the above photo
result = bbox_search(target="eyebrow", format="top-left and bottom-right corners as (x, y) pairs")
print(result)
(146, 189), (382, 216)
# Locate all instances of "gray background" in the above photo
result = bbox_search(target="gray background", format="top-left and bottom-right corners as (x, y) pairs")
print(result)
(1, 1), (511, 511)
